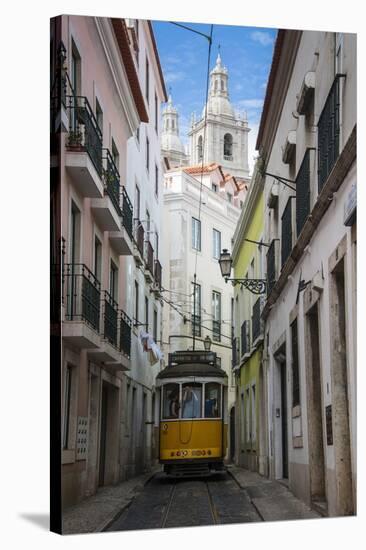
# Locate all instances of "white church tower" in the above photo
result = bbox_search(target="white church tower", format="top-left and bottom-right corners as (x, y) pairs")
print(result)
(188, 53), (250, 180)
(161, 94), (188, 167)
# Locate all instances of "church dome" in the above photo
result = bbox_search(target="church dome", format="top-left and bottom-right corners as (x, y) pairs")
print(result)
(201, 53), (235, 119)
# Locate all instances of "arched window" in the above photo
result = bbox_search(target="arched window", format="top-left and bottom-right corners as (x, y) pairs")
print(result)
(198, 135), (203, 160)
(172, 119), (175, 130)
(224, 133), (233, 158)
(214, 79), (218, 93)
(221, 78), (224, 91)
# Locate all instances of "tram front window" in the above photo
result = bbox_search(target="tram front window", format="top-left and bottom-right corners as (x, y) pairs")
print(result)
(205, 383), (221, 418)
(162, 383), (180, 419)
(182, 383), (202, 418)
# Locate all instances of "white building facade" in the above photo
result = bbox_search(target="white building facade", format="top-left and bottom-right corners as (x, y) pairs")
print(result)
(258, 30), (356, 517)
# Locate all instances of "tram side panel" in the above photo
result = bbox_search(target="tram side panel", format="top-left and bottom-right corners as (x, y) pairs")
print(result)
(159, 419), (223, 461)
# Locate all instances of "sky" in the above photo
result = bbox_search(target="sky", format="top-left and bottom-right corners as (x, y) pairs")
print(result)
(152, 21), (277, 174)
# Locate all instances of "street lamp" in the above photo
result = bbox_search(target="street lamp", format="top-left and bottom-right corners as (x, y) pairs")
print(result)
(218, 249), (267, 295)
(204, 335), (212, 351)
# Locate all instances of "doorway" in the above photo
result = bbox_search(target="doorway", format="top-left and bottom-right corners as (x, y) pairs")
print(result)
(280, 361), (288, 479)
(98, 381), (119, 487)
(230, 406), (236, 462)
(98, 383), (108, 486)
(306, 302), (326, 505)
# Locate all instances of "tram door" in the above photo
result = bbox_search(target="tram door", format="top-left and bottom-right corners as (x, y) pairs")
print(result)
(230, 407), (236, 462)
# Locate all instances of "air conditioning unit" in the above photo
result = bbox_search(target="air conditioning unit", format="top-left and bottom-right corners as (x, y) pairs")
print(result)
(282, 130), (296, 164)
(296, 71), (315, 115)
(267, 181), (279, 209)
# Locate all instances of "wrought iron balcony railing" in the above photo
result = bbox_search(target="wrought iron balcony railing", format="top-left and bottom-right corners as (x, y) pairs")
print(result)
(122, 187), (133, 240)
(154, 259), (162, 289)
(134, 220), (145, 257)
(241, 320), (250, 356)
(318, 75), (342, 192)
(119, 310), (132, 358)
(252, 298), (264, 344)
(266, 239), (276, 296)
(103, 149), (122, 217)
(232, 337), (239, 368)
(145, 240), (154, 275)
(51, 237), (65, 323)
(65, 95), (103, 177)
(64, 264), (101, 331)
(212, 320), (221, 342)
(281, 198), (293, 268)
(296, 149), (311, 237)
(191, 314), (201, 337)
(102, 290), (118, 348)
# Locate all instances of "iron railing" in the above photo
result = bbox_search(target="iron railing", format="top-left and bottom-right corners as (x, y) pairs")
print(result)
(135, 220), (145, 257)
(252, 298), (263, 344)
(296, 149), (311, 237)
(66, 95), (103, 177)
(103, 290), (118, 348)
(64, 264), (101, 331)
(318, 76), (342, 191)
(154, 259), (162, 289)
(122, 187), (133, 239)
(103, 149), (121, 217)
(241, 320), (249, 356)
(232, 337), (239, 368)
(191, 314), (201, 337)
(213, 320), (221, 342)
(281, 199), (293, 267)
(267, 239), (276, 296)
(145, 240), (154, 275)
(119, 310), (132, 358)
(51, 237), (65, 323)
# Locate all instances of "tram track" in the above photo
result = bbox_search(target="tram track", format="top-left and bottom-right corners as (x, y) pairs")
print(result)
(205, 480), (219, 524)
(160, 481), (178, 528)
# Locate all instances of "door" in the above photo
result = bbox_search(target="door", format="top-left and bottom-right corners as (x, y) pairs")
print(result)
(230, 406), (236, 462)
(280, 362), (288, 479)
(98, 383), (108, 486)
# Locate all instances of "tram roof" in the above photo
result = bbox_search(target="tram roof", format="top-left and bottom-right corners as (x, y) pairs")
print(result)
(156, 362), (227, 380)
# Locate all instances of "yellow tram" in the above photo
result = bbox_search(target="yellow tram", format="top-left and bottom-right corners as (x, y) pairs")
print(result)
(156, 351), (228, 476)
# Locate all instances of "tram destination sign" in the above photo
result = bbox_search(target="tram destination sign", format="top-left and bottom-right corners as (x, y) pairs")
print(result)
(168, 351), (217, 366)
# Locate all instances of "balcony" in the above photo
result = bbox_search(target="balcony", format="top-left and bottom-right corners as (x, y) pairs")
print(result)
(108, 187), (134, 256)
(119, 310), (132, 359)
(65, 95), (104, 198)
(241, 320), (250, 358)
(62, 264), (101, 348)
(212, 320), (221, 342)
(90, 150), (122, 232)
(296, 149), (311, 237)
(281, 198), (293, 268)
(153, 259), (162, 295)
(252, 298), (264, 345)
(144, 240), (154, 283)
(318, 76), (342, 192)
(224, 155), (233, 161)
(266, 239), (277, 296)
(133, 220), (144, 265)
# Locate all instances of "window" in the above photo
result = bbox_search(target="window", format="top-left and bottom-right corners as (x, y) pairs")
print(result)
(205, 383), (221, 418)
(198, 135), (203, 160)
(191, 282), (201, 337)
(70, 39), (81, 94)
(192, 217), (201, 251)
(94, 236), (102, 281)
(146, 136), (150, 172)
(110, 260), (118, 301)
(212, 291), (221, 342)
(182, 383), (202, 418)
(281, 198), (293, 267)
(153, 308), (158, 342)
(213, 229), (221, 259)
(136, 125), (140, 143)
(63, 365), (73, 449)
(227, 192), (233, 203)
(145, 296), (149, 331)
(224, 133), (233, 158)
(111, 139), (119, 172)
(291, 319), (300, 407)
(155, 164), (159, 197)
(96, 98), (103, 137)
(155, 232), (159, 260)
(154, 92), (158, 133)
(162, 383), (180, 419)
(145, 55), (149, 102)
(70, 201), (81, 264)
(146, 210), (151, 235)
(135, 184), (140, 220)
(212, 183), (218, 193)
(245, 387), (250, 441)
(134, 281), (139, 325)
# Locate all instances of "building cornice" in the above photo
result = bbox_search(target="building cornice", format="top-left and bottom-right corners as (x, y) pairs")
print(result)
(232, 166), (264, 263)
(256, 30), (302, 158)
(146, 20), (168, 102)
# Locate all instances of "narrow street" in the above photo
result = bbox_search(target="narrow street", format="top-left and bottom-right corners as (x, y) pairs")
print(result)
(107, 469), (319, 531)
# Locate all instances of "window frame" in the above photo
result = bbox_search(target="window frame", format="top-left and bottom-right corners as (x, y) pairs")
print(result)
(192, 217), (201, 251)
(213, 228), (221, 260)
